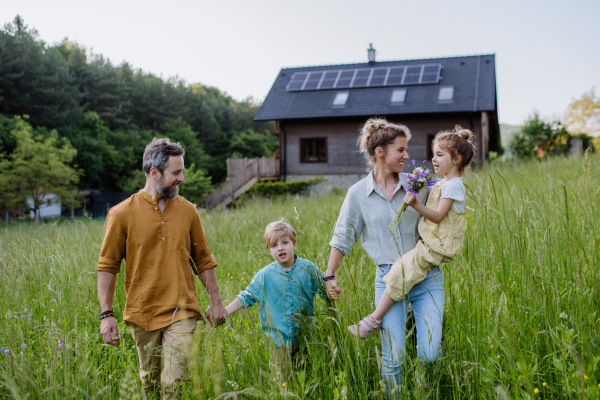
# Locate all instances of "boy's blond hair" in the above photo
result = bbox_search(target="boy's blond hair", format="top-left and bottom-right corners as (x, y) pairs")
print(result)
(264, 219), (297, 247)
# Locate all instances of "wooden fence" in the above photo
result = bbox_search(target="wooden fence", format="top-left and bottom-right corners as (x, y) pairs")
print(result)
(206, 156), (280, 210)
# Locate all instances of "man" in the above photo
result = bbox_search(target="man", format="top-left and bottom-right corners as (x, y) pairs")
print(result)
(97, 138), (226, 399)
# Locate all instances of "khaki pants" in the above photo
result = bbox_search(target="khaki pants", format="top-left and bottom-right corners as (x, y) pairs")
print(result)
(129, 317), (198, 400)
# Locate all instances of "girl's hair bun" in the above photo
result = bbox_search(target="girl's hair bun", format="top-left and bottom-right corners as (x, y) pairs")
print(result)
(454, 125), (473, 141)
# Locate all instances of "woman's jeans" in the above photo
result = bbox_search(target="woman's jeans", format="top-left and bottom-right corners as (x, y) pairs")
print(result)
(375, 264), (445, 392)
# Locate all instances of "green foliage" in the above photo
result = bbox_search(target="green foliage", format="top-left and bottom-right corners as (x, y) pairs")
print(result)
(0, 15), (274, 189)
(1, 153), (599, 398)
(509, 112), (570, 158)
(178, 164), (213, 206)
(0, 116), (79, 222)
(229, 129), (278, 159)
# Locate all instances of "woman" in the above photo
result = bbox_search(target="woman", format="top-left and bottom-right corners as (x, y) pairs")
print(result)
(325, 118), (444, 395)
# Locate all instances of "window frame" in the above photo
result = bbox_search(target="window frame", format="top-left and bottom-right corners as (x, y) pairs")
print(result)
(332, 91), (349, 107)
(390, 88), (407, 104)
(299, 137), (328, 164)
(438, 85), (454, 102)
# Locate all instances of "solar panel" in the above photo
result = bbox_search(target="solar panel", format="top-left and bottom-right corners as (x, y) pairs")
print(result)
(352, 69), (371, 87)
(319, 71), (339, 89)
(403, 66), (422, 84)
(288, 72), (308, 91)
(287, 64), (441, 91)
(368, 68), (388, 86)
(386, 67), (405, 86)
(303, 72), (324, 90)
(335, 70), (355, 88)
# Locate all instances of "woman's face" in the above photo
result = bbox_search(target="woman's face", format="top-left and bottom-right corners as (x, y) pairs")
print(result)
(379, 136), (409, 174)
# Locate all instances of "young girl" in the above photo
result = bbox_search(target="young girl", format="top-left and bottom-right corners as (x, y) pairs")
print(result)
(349, 125), (476, 338)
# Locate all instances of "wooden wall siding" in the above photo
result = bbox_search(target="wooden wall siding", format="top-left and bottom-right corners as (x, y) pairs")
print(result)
(283, 114), (483, 176)
(227, 156), (279, 179)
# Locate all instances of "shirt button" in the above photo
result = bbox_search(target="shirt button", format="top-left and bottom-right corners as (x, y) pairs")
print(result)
(162, 221), (164, 224)
(162, 237), (165, 240)
(155, 207), (158, 210)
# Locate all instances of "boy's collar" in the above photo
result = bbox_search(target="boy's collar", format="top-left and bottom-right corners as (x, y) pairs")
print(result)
(275, 254), (298, 272)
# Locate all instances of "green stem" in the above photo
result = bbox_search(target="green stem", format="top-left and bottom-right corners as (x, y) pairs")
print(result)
(390, 203), (408, 231)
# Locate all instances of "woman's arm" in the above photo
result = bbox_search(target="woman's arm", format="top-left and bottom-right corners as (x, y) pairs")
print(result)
(405, 193), (454, 224)
(325, 247), (344, 301)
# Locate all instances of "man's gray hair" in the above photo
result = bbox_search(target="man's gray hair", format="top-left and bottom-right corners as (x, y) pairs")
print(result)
(143, 138), (185, 175)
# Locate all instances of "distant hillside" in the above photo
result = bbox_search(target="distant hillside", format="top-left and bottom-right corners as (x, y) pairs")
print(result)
(500, 124), (522, 153)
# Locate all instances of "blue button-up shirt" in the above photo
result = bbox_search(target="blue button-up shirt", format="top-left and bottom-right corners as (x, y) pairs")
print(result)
(236, 255), (325, 347)
(329, 171), (430, 265)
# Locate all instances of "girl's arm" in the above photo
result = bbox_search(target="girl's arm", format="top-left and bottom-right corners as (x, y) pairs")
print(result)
(404, 193), (454, 224)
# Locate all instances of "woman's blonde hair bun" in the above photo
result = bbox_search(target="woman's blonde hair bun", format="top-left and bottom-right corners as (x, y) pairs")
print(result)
(358, 117), (411, 171)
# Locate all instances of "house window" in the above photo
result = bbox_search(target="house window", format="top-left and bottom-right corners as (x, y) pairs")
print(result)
(333, 92), (349, 106)
(300, 138), (327, 163)
(426, 134), (436, 161)
(438, 86), (454, 102)
(390, 88), (407, 104)
(47, 198), (53, 206)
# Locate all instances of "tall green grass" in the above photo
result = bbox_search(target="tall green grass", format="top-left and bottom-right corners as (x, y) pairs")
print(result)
(1, 153), (599, 399)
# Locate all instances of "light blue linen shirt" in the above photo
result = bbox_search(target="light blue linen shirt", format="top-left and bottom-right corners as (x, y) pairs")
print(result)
(236, 255), (325, 347)
(329, 171), (430, 265)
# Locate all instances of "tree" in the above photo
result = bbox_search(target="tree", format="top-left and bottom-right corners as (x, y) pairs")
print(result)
(229, 129), (279, 159)
(509, 112), (569, 158)
(178, 164), (212, 207)
(565, 88), (600, 150)
(1, 117), (79, 224)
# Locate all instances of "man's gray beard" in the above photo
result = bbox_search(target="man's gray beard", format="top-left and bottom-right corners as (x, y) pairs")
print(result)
(157, 183), (179, 199)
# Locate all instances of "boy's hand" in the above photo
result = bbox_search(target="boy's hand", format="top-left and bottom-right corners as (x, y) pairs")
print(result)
(326, 279), (341, 301)
(403, 193), (417, 207)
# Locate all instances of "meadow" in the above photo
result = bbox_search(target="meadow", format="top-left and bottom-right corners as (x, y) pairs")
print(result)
(1, 152), (599, 399)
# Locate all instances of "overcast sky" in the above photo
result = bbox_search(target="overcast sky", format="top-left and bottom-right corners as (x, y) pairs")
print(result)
(4, 0), (600, 125)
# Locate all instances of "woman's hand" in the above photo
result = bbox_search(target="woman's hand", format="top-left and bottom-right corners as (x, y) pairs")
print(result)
(404, 192), (417, 207)
(326, 279), (341, 301)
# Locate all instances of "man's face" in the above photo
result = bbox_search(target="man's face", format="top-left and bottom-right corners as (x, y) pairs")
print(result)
(156, 156), (185, 199)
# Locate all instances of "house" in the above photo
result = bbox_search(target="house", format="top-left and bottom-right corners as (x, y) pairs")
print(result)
(253, 46), (501, 186)
(27, 194), (61, 219)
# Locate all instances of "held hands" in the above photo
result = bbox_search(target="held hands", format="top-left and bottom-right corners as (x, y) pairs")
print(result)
(100, 317), (119, 346)
(326, 279), (341, 301)
(403, 192), (418, 207)
(204, 304), (227, 327)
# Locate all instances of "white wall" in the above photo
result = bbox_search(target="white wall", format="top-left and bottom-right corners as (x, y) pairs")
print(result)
(27, 194), (62, 219)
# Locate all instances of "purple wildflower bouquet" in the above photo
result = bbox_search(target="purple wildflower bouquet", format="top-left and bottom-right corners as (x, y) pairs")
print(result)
(390, 160), (440, 229)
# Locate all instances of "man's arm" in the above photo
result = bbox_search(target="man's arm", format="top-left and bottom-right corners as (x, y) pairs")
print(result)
(199, 267), (227, 327)
(98, 271), (119, 346)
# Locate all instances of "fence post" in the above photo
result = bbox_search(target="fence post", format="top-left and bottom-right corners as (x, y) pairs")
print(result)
(255, 157), (260, 182)
(514, 151), (518, 168)
(71, 205), (75, 223)
(222, 193), (226, 212)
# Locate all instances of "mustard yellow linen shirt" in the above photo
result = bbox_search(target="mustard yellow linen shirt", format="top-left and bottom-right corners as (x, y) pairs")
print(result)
(96, 190), (217, 331)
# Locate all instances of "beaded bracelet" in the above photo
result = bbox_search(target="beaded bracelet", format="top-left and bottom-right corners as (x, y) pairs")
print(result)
(323, 276), (336, 282)
(100, 310), (114, 320)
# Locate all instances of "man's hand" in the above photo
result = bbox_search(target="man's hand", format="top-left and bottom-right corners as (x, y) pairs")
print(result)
(205, 303), (227, 327)
(100, 316), (119, 346)
(403, 192), (417, 207)
(326, 279), (341, 301)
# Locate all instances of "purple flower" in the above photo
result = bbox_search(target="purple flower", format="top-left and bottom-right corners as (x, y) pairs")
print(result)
(2, 348), (8, 355)
(20, 316), (25, 319)
(411, 159), (416, 164)
(7, 314), (11, 318)
(24, 308), (28, 312)
(58, 339), (63, 348)
(27, 313), (32, 318)
(423, 160), (427, 163)
(20, 343), (26, 349)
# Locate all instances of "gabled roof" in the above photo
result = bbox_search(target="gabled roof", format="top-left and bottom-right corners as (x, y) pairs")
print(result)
(254, 54), (497, 121)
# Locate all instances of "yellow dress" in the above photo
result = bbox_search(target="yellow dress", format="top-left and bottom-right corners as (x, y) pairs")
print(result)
(383, 181), (467, 301)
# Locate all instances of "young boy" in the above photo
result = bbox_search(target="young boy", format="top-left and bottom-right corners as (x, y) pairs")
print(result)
(209, 219), (324, 373)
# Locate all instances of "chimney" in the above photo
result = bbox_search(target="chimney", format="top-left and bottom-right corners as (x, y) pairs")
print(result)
(367, 43), (376, 63)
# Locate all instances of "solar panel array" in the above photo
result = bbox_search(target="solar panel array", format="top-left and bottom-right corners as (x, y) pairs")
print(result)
(287, 64), (442, 91)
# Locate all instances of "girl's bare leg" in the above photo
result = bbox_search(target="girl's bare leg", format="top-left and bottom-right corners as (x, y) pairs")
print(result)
(371, 290), (396, 321)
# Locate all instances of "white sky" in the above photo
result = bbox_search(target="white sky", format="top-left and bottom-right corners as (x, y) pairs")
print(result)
(4, 0), (600, 125)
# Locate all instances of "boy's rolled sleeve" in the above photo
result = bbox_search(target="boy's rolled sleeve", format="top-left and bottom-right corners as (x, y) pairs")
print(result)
(236, 272), (264, 308)
(190, 212), (217, 274)
(329, 193), (365, 256)
(97, 209), (126, 274)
